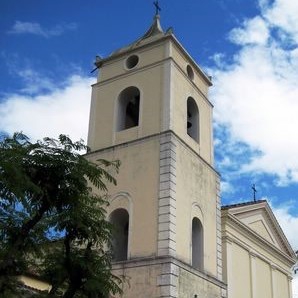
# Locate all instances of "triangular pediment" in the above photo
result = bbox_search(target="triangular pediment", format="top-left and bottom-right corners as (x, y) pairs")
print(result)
(248, 219), (275, 244)
(224, 201), (295, 258)
(237, 208), (281, 248)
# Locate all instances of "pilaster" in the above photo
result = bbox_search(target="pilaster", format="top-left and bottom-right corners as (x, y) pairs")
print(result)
(216, 177), (223, 280)
(288, 275), (293, 298)
(158, 132), (177, 257)
(250, 251), (257, 298)
(157, 262), (179, 298)
(162, 56), (173, 132)
(226, 238), (234, 298)
(270, 264), (277, 298)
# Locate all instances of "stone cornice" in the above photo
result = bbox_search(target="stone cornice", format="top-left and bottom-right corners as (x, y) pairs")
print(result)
(112, 255), (226, 289)
(85, 130), (220, 177)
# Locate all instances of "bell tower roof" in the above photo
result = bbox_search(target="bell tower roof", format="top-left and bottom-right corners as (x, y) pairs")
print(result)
(93, 10), (211, 87)
(141, 14), (164, 39)
(109, 14), (171, 58)
(107, 0), (170, 57)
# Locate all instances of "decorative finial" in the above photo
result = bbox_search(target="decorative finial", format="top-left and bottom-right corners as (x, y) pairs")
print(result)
(90, 55), (103, 73)
(153, 0), (161, 16)
(252, 184), (257, 202)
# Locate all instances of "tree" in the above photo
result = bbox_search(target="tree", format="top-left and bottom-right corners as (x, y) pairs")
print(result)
(0, 132), (122, 297)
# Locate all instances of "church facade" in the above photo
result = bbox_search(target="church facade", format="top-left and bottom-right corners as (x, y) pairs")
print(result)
(17, 11), (296, 298)
(86, 12), (296, 298)
(222, 200), (295, 298)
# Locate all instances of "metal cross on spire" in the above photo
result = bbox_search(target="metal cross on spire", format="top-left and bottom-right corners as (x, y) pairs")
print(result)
(252, 184), (257, 202)
(153, 0), (161, 16)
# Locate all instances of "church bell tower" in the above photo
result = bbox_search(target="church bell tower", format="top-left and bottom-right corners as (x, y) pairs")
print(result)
(86, 8), (226, 298)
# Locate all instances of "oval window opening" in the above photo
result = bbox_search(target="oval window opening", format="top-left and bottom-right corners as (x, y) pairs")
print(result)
(126, 55), (139, 69)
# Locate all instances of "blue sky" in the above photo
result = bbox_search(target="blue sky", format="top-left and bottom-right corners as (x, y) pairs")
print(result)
(0, 0), (298, 286)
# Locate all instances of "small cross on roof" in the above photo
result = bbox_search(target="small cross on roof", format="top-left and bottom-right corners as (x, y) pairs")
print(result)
(153, 0), (161, 16)
(252, 184), (257, 202)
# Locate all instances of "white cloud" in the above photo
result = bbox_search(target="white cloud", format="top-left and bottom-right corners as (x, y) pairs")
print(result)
(272, 203), (298, 250)
(211, 0), (298, 185)
(220, 181), (235, 195)
(263, 0), (298, 41)
(229, 16), (270, 46)
(17, 68), (57, 94)
(7, 21), (77, 38)
(210, 53), (227, 68)
(0, 75), (94, 142)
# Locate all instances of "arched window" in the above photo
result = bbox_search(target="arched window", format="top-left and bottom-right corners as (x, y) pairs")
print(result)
(117, 87), (140, 131)
(187, 97), (199, 142)
(109, 208), (129, 261)
(192, 217), (203, 270)
(186, 65), (194, 81)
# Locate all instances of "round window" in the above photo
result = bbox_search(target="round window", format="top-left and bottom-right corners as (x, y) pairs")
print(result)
(126, 55), (139, 69)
